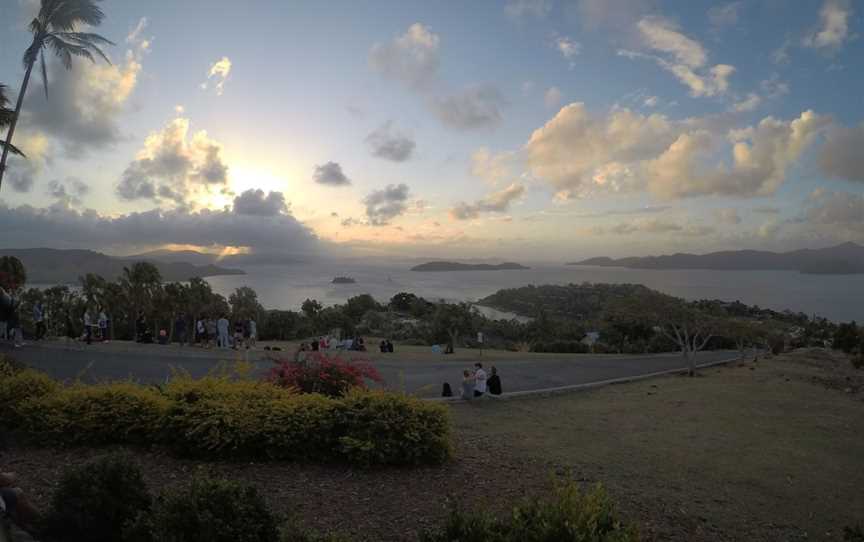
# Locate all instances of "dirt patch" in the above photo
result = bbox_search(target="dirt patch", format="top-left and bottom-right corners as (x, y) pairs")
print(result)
(3, 349), (863, 541)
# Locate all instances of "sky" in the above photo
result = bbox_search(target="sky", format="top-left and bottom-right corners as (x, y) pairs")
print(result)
(0, 0), (862, 261)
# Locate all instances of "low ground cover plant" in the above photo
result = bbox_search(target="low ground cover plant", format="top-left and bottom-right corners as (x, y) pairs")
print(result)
(268, 352), (383, 397)
(1, 359), (450, 466)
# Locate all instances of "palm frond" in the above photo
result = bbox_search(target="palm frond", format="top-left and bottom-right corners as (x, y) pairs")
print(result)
(0, 141), (25, 158)
(55, 31), (113, 63)
(45, 0), (106, 31)
(40, 49), (48, 99)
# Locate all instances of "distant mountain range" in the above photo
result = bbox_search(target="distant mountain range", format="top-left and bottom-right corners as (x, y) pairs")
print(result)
(569, 242), (864, 275)
(411, 261), (530, 272)
(0, 248), (245, 284)
(130, 249), (306, 267)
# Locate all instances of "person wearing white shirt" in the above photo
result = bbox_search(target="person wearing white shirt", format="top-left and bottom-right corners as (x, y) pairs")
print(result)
(473, 362), (487, 397)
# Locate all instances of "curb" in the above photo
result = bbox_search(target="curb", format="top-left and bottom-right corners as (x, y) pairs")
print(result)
(430, 354), (747, 403)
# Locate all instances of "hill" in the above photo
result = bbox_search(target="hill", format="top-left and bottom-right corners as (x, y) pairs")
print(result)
(569, 242), (864, 275)
(0, 248), (245, 284)
(411, 261), (529, 272)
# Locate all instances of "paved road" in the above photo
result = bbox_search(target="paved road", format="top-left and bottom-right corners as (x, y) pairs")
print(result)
(1, 340), (739, 397)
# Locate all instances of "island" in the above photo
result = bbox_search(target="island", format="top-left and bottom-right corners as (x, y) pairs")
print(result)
(331, 276), (357, 284)
(567, 242), (864, 275)
(410, 261), (530, 272)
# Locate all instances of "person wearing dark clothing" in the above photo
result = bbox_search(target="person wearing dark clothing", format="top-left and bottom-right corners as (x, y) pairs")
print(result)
(33, 302), (46, 341)
(488, 366), (503, 396)
(311, 339), (319, 352)
(175, 316), (187, 346)
(386, 339), (394, 353)
(135, 312), (147, 343)
(441, 382), (453, 397)
(380, 340), (387, 353)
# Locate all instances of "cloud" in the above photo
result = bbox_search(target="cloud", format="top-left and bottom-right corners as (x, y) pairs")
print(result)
(730, 92), (761, 112)
(803, 0), (853, 52)
(364, 183), (410, 226)
(592, 218), (715, 237)
(232, 189), (287, 216)
(369, 23), (440, 89)
(646, 110), (830, 199)
(470, 147), (521, 185)
(365, 121), (416, 162)
(116, 117), (229, 205)
(526, 102), (676, 198)
(431, 85), (505, 130)
(47, 177), (89, 207)
(714, 208), (741, 225)
(622, 16), (735, 97)
(544, 86), (563, 108)
(554, 36), (581, 67)
(819, 120), (864, 182)
(201, 56), (232, 96)
(772, 38), (793, 65)
(312, 161), (351, 186)
(805, 189), (864, 231)
(0, 200), (319, 254)
(21, 35), (147, 156)
(449, 183), (525, 220)
(643, 95), (659, 107)
(708, 2), (743, 31)
(126, 17), (149, 45)
(505, 0), (551, 18)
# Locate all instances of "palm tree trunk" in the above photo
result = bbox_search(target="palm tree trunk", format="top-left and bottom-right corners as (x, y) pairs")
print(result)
(0, 56), (35, 191)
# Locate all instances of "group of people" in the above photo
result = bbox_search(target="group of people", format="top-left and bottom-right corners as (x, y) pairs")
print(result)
(379, 339), (395, 353)
(191, 315), (257, 350)
(442, 362), (502, 399)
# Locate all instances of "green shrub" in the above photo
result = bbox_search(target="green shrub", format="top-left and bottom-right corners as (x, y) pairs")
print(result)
(41, 454), (151, 542)
(0, 365), (59, 427)
(420, 482), (638, 542)
(18, 382), (170, 445)
(128, 477), (280, 542)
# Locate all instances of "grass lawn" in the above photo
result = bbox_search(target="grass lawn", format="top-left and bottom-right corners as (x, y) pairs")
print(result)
(3, 349), (862, 541)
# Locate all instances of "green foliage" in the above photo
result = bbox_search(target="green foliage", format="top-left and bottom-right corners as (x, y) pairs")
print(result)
(229, 286), (263, 320)
(126, 477), (280, 542)
(420, 482), (638, 542)
(42, 454), (151, 542)
(10, 370), (451, 465)
(0, 255), (26, 291)
(0, 362), (59, 427)
(834, 321), (863, 354)
(19, 381), (170, 445)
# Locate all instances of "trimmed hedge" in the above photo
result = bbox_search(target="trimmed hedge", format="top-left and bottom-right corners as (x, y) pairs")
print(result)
(0, 365), (59, 427)
(4, 366), (451, 466)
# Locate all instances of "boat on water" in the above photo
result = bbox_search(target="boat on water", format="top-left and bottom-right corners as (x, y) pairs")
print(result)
(331, 276), (356, 284)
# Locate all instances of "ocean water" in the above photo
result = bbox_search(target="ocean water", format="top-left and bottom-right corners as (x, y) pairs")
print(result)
(203, 261), (864, 323)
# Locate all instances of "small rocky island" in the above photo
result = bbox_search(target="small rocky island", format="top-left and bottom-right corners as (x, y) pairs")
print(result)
(410, 261), (530, 272)
(331, 276), (357, 284)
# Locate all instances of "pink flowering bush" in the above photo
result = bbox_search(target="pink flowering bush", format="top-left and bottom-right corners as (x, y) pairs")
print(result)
(268, 352), (383, 397)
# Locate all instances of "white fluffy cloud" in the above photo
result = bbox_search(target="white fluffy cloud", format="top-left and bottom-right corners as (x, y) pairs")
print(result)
(431, 85), (505, 131)
(116, 117), (230, 205)
(312, 161), (351, 186)
(364, 183), (411, 225)
(819, 121), (864, 182)
(369, 23), (440, 89)
(803, 0), (853, 52)
(526, 103), (676, 198)
(470, 147), (521, 185)
(621, 16), (735, 98)
(202, 56), (232, 96)
(365, 121), (416, 162)
(647, 110), (830, 199)
(449, 183), (525, 220)
(554, 36), (581, 68)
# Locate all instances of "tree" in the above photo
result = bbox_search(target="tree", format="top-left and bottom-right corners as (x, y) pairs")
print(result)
(344, 294), (379, 322)
(834, 321), (862, 354)
(301, 298), (322, 320)
(229, 286), (262, 321)
(0, 85), (24, 157)
(0, 256), (27, 292)
(0, 0), (114, 192)
(120, 262), (162, 335)
(389, 292), (418, 313)
(79, 272), (107, 310)
(431, 302), (478, 354)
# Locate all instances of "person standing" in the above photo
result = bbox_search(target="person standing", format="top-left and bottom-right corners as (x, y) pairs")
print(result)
(175, 314), (187, 347)
(98, 310), (108, 342)
(33, 301), (46, 341)
(217, 315), (230, 348)
(488, 366), (502, 396)
(135, 311), (146, 343)
(473, 362), (487, 398)
(247, 318), (257, 349)
(195, 317), (206, 346)
(83, 309), (93, 345)
(205, 318), (217, 348)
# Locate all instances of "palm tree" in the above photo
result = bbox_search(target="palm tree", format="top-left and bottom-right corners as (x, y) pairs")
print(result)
(0, 85), (25, 157)
(0, 0), (114, 192)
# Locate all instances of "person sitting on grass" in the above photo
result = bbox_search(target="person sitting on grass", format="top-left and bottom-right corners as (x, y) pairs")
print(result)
(473, 362), (487, 398)
(0, 472), (39, 536)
